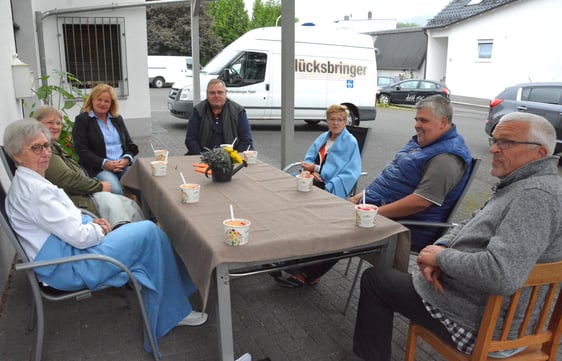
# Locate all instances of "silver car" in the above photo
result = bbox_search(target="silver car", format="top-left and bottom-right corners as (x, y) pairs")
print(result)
(485, 82), (562, 154)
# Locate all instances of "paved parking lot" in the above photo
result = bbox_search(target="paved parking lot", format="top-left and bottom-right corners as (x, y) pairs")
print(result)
(1, 98), (560, 360)
(0, 132), (440, 361)
(1, 256), (443, 361)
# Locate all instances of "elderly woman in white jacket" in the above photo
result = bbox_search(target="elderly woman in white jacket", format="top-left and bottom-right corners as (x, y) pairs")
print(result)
(3, 119), (207, 356)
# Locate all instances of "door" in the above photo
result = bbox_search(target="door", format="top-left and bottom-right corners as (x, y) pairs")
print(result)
(520, 85), (562, 151)
(219, 51), (269, 119)
(418, 81), (442, 101)
(392, 80), (420, 104)
(521, 86), (562, 126)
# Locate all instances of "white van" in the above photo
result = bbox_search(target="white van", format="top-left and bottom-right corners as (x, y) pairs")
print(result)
(148, 55), (193, 88)
(167, 26), (377, 124)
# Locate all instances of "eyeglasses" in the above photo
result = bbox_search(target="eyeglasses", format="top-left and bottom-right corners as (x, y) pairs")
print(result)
(327, 118), (346, 123)
(488, 138), (542, 150)
(208, 91), (226, 96)
(25, 143), (51, 154)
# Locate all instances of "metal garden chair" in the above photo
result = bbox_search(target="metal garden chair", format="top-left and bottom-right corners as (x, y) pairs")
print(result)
(0, 149), (159, 361)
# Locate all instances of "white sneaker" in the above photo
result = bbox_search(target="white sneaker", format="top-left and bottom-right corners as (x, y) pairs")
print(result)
(177, 311), (208, 326)
(235, 353), (252, 361)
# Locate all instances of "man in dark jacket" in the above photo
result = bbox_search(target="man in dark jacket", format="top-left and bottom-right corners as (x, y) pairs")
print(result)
(184, 79), (253, 155)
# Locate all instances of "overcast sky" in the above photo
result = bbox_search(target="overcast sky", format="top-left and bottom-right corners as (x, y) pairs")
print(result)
(243, 0), (452, 25)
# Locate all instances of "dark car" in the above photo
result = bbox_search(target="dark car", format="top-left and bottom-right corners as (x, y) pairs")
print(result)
(378, 79), (450, 106)
(484, 82), (562, 153)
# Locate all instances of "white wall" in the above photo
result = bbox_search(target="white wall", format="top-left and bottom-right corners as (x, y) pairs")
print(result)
(427, 0), (562, 100)
(0, 0), (24, 296)
(29, 0), (152, 137)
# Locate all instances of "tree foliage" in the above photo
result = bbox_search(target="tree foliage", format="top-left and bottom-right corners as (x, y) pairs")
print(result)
(250, 0), (282, 28)
(146, 3), (223, 65)
(146, 0), (282, 65)
(208, 0), (250, 46)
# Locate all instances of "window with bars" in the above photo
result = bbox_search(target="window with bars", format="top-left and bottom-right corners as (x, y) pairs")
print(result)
(58, 16), (129, 97)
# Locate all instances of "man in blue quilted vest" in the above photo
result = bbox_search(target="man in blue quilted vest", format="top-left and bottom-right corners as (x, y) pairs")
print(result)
(349, 95), (472, 252)
(276, 95), (472, 289)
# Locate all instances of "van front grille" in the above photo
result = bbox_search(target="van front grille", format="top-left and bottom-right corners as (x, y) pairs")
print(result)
(168, 88), (179, 100)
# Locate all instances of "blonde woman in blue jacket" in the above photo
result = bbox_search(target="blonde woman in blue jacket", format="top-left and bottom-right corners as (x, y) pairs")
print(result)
(273, 104), (361, 287)
(300, 104), (361, 199)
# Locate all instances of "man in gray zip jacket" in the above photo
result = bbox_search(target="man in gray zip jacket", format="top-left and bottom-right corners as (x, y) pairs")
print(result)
(353, 112), (562, 361)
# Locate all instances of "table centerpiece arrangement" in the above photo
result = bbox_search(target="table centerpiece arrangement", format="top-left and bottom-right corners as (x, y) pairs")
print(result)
(200, 146), (247, 182)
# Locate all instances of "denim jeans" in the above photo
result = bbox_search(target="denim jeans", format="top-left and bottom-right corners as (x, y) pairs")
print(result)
(95, 168), (128, 195)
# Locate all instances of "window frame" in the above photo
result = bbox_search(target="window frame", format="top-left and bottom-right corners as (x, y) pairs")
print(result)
(522, 86), (562, 105)
(57, 16), (129, 98)
(477, 39), (493, 61)
(222, 51), (268, 88)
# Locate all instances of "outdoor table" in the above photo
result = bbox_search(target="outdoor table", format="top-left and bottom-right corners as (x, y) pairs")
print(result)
(121, 156), (410, 361)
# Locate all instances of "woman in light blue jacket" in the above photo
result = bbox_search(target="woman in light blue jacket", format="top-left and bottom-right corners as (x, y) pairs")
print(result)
(300, 104), (361, 199)
(273, 104), (362, 287)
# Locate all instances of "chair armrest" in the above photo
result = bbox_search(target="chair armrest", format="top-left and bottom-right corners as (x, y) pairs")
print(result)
(283, 161), (301, 172)
(15, 254), (138, 286)
(398, 220), (458, 229)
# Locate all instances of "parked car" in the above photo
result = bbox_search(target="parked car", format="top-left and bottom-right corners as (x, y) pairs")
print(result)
(377, 75), (400, 90)
(378, 79), (450, 106)
(484, 82), (562, 154)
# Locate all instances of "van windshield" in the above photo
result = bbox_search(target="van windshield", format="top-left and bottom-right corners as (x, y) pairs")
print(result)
(202, 49), (241, 75)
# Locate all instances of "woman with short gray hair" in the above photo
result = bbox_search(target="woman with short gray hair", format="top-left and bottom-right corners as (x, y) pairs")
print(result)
(33, 105), (143, 228)
(4, 119), (207, 357)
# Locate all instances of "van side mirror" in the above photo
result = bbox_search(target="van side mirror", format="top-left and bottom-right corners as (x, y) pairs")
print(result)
(221, 69), (231, 83)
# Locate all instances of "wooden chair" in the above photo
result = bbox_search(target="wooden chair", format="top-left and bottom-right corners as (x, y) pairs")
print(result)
(342, 158), (482, 315)
(405, 260), (562, 361)
(0, 180), (159, 360)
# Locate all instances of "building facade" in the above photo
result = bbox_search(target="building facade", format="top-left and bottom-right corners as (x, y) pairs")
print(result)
(426, 0), (562, 100)
(0, 0), (156, 292)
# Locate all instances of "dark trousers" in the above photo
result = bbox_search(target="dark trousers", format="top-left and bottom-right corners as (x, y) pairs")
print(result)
(299, 260), (337, 281)
(353, 267), (454, 361)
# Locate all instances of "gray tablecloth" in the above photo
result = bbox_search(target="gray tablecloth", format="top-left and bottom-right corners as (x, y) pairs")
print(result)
(121, 156), (411, 308)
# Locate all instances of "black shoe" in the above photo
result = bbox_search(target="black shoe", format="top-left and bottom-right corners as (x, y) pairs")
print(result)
(271, 272), (305, 288)
(268, 271), (282, 278)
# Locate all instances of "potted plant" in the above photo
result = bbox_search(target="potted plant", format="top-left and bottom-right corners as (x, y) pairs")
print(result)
(200, 146), (247, 182)
(26, 70), (86, 161)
